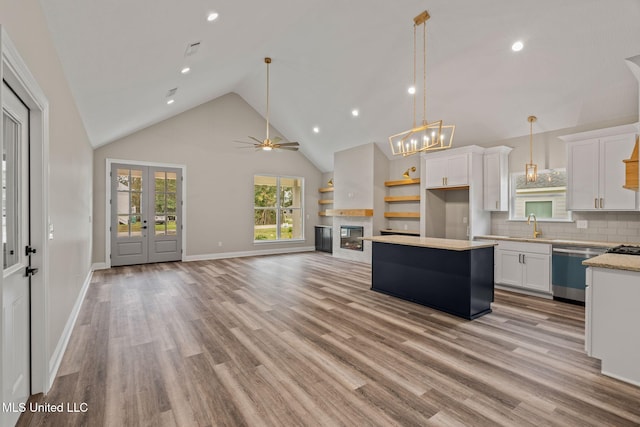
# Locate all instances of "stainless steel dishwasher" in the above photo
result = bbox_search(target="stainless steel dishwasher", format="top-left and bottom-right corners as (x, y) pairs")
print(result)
(552, 245), (606, 304)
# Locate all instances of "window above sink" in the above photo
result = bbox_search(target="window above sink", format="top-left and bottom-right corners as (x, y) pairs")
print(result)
(509, 168), (572, 222)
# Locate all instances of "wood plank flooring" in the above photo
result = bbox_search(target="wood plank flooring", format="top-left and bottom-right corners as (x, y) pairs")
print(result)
(17, 252), (640, 426)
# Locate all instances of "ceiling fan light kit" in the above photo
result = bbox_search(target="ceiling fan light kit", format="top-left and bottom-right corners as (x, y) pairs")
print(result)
(234, 57), (300, 152)
(389, 10), (455, 157)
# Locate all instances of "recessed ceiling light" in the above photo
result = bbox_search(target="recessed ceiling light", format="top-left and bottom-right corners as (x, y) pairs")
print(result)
(313, 126), (319, 133)
(511, 41), (524, 52)
(181, 67), (191, 74)
(408, 86), (416, 95)
(207, 12), (219, 22)
(166, 99), (175, 105)
(351, 109), (359, 117)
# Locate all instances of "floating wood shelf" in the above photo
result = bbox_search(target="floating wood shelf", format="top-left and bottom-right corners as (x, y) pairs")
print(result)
(384, 212), (420, 218)
(380, 229), (420, 236)
(384, 195), (420, 203)
(318, 187), (335, 193)
(318, 211), (328, 216)
(318, 199), (334, 205)
(623, 137), (638, 190)
(325, 209), (373, 217)
(429, 185), (470, 191)
(384, 178), (420, 187)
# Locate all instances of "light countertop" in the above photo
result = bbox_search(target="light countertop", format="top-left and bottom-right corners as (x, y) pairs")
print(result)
(365, 235), (496, 251)
(582, 253), (640, 273)
(475, 235), (629, 249)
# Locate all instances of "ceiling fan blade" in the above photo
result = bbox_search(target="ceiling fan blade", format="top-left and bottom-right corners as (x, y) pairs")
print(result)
(276, 142), (300, 147)
(279, 147), (299, 151)
(249, 136), (264, 144)
(271, 136), (282, 144)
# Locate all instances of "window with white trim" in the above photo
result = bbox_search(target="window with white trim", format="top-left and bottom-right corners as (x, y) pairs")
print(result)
(254, 175), (304, 241)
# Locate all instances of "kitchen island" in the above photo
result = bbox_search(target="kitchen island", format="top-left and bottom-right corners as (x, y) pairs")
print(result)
(365, 235), (497, 320)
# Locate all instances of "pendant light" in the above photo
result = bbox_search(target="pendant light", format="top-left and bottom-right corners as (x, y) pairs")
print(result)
(525, 115), (538, 183)
(389, 10), (455, 156)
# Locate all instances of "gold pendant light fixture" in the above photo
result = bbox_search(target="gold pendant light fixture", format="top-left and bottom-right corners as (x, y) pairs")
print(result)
(389, 10), (455, 157)
(525, 115), (538, 183)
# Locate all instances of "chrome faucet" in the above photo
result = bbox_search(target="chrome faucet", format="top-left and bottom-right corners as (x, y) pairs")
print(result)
(527, 213), (542, 238)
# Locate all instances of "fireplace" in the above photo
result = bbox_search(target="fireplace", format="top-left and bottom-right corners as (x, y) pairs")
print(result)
(340, 226), (364, 251)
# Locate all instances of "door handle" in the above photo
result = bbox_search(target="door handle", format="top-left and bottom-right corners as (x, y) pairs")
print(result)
(25, 266), (39, 277)
(25, 246), (37, 256)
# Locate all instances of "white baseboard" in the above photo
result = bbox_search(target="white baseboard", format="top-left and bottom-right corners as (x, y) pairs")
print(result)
(47, 267), (93, 388)
(91, 262), (107, 270)
(184, 246), (316, 262)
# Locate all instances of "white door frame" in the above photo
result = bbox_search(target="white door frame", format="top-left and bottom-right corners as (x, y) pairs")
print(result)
(105, 158), (187, 268)
(1, 26), (51, 397)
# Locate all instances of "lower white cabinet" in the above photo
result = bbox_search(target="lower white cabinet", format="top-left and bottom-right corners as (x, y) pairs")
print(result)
(495, 241), (551, 293)
(586, 267), (640, 386)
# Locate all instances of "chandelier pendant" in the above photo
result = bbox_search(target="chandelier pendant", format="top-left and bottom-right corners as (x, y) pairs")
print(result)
(389, 10), (455, 156)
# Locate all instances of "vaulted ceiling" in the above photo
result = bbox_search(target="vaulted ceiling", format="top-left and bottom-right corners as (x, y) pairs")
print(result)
(39, 0), (640, 172)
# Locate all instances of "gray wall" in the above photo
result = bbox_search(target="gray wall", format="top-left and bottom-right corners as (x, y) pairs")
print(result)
(93, 93), (323, 262)
(0, 0), (94, 358)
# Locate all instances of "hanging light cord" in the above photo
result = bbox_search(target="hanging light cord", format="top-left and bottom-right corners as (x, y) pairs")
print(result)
(529, 118), (533, 163)
(422, 19), (427, 126)
(412, 24), (417, 128)
(265, 58), (270, 141)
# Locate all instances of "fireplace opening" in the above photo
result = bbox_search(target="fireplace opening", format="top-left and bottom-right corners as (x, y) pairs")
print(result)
(340, 226), (364, 251)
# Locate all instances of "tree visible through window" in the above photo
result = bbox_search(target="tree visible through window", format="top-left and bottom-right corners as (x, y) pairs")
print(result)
(254, 175), (304, 241)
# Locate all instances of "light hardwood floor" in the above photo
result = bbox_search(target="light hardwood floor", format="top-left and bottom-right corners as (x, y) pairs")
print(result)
(18, 252), (640, 426)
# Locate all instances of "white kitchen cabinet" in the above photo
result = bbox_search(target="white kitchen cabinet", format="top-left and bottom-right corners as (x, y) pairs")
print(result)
(494, 240), (551, 294)
(563, 125), (638, 211)
(425, 154), (468, 188)
(586, 266), (640, 386)
(483, 146), (512, 211)
(420, 146), (491, 239)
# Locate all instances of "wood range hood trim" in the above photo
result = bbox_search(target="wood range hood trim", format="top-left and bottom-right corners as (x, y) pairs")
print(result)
(623, 135), (639, 190)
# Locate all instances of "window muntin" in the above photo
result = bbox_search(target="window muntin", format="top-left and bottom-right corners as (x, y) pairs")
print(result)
(510, 168), (571, 221)
(254, 175), (304, 241)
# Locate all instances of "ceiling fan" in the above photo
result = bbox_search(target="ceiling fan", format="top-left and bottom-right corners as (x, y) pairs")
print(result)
(235, 57), (300, 151)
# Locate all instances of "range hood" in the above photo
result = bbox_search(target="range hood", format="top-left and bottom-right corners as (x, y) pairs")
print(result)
(624, 55), (640, 190)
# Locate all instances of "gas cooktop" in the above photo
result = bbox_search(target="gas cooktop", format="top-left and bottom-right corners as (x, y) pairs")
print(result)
(606, 245), (640, 255)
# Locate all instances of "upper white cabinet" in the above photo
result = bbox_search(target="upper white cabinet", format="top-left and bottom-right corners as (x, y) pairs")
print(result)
(420, 146), (491, 239)
(562, 124), (639, 211)
(425, 153), (468, 189)
(483, 146), (512, 211)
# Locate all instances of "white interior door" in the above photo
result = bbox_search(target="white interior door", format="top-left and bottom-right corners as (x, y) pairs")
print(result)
(2, 82), (31, 426)
(110, 163), (182, 266)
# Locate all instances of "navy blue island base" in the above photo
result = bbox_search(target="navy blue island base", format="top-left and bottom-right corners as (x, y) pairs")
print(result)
(370, 238), (495, 320)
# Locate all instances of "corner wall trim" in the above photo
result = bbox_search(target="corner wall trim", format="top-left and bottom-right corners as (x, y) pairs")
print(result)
(91, 262), (108, 271)
(47, 267), (93, 389)
(184, 246), (316, 262)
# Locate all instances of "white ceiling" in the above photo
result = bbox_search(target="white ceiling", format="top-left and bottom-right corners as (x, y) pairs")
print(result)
(39, 0), (640, 172)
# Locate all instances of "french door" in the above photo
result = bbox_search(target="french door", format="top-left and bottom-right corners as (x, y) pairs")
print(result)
(2, 82), (32, 426)
(110, 163), (182, 266)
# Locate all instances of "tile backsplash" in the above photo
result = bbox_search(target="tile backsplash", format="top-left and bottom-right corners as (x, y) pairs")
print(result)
(491, 211), (640, 244)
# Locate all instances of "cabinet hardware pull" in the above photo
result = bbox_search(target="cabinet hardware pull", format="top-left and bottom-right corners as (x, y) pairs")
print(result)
(595, 198), (598, 209)
(522, 254), (525, 264)
(600, 198), (603, 209)
(518, 254), (522, 263)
